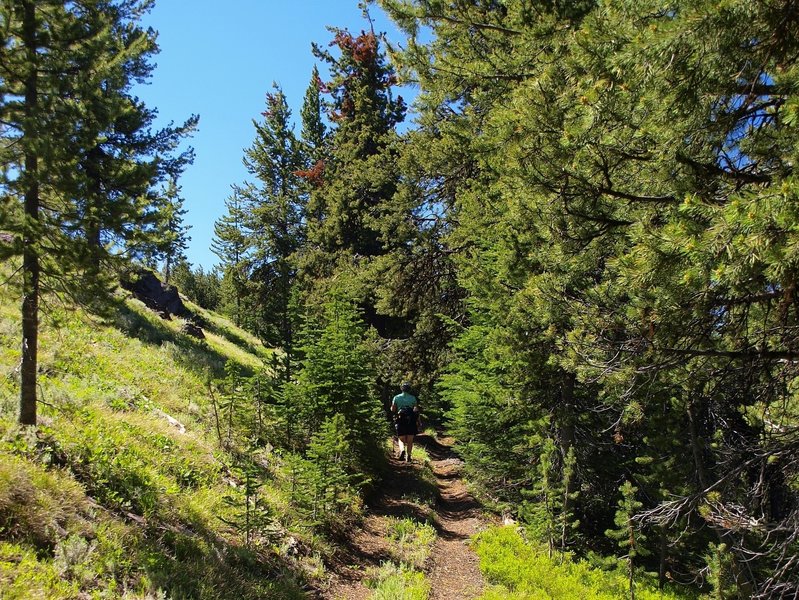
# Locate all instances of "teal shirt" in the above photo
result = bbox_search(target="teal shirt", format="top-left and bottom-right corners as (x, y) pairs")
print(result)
(392, 392), (417, 410)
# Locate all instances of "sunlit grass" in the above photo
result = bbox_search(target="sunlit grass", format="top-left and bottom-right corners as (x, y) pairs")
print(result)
(365, 562), (430, 600)
(473, 526), (696, 600)
(385, 517), (436, 570)
(0, 270), (311, 599)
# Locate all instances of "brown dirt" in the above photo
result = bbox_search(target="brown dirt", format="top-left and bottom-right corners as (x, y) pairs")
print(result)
(319, 433), (489, 600)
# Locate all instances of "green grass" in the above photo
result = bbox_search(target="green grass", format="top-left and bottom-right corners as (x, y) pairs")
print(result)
(0, 274), (309, 599)
(362, 515), (435, 599)
(186, 299), (275, 366)
(365, 562), (431, 600)
(473, 526), (696, 600)
(385, 517), (436, 570)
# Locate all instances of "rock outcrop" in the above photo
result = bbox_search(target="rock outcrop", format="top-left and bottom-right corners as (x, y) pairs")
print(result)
(120, 268), (205, 339)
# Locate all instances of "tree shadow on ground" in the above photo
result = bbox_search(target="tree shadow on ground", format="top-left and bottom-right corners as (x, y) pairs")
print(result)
(107, 297), (259, 381)
(130, 507), (308, 600)
(321, 433), (487, 596)
(416, 433), (483, 541)
(194, 306), (272, 361)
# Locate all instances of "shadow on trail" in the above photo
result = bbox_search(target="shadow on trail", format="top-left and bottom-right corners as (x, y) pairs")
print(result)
(415, 433), (483, 542)
(415, 432), (454, 461)
(367, 453), (438, 523)
(321, 433), (486, 598)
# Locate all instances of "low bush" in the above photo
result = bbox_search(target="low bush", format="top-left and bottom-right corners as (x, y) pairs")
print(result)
(473, 526), (695, 600)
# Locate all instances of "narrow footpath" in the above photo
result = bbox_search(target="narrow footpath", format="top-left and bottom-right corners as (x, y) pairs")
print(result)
(322, 433), (488, 600)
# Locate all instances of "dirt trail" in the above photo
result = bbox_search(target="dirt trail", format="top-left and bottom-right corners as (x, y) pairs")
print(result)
(322, 433), (488, 600)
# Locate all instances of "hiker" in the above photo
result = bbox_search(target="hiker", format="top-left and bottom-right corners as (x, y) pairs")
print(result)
(391, 381), (420, 463)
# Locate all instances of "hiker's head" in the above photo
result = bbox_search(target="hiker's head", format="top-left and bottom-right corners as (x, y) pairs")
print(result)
(400, 381), (411, 392)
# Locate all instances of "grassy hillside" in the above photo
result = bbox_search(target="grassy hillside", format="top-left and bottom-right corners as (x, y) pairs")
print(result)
(0, 273), (314, 599)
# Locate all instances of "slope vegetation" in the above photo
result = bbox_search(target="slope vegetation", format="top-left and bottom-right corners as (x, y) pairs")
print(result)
(0, 274), (311, 599)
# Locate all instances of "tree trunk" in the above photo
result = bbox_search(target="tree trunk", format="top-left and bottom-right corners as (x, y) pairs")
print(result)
(84, 146), (104, 275)
(19, 0), (39, 427)
(688, 399), (754, 597)
(164, 254), (172, 284)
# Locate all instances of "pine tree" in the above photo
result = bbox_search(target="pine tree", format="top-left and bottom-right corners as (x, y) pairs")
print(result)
(220, 459), (277, 548)
(212, 192), (252, 328)
(284, 296), (385, 473)
(303, 414), (363, 525)
(299, 27), (405, 287)
(235, 85), (305, 355)
(300, 65), (327, 164)
(381, 0), (799, 593)
(0, 0), (196, 426)
(606, 481), (648, 600)
(171, 260), (222, 311)
(153, 179), (191, 284)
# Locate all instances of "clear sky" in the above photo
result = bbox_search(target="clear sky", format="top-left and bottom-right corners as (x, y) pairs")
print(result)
(135, 1), (411, 271)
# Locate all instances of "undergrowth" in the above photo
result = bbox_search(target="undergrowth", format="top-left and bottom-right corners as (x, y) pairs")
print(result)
(365, 562), (430, 600)
(0, 277), (311, 599)
(385, 517), (436, 571)
(363, 514), (436, 599)
(473, 526), (696, 600)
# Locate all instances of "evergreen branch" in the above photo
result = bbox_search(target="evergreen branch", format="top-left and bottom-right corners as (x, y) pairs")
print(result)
(660, 347), (799, 361)
(423, 13), (522, 36)
(676, 152), (774, 185)
(708, 290), (784, 307)
(596, 186), (677, 204)
(561, 194), (634, 227)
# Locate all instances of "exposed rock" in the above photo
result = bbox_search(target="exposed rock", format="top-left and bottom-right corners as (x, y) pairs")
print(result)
(120, 268), (189, 318)
(121, 269), (206, 337)
(152, 408), (186, 434)
(180, 320), (205, 339)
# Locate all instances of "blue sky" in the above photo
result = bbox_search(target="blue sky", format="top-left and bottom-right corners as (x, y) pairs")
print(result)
(136, 1), (411, 270)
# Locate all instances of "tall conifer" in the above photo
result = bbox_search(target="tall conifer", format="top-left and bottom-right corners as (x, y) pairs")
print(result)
(235, 86), (305, 355)
(0, 0), (196, 425)
(212, 193), (252, 328)
(300, 28), (405, 282)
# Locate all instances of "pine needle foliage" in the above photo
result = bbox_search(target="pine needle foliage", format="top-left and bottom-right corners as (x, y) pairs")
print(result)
(379, 0), (799, 594)
(285, 296), (386, 474)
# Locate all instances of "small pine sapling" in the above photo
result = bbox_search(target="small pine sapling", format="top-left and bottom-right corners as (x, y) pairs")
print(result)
(606, 480), (648, 600)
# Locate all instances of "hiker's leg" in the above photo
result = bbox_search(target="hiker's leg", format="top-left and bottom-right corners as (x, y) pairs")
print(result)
(399, 435), (412, 460)
(405, 435), (414, 460)
(397, 437), (405, 457)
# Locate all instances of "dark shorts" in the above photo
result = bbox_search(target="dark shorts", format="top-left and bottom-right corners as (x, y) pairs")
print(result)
(395, 418), (418, 436)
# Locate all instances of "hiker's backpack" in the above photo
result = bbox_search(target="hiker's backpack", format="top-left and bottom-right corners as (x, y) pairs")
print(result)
(398, 405), (415, 426)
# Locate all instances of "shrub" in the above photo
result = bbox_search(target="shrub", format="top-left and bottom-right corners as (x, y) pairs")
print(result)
(473, 526), (694, 600)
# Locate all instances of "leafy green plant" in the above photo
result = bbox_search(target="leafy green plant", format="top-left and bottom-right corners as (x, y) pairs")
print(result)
(386, 517), (437, 570)
(473, 526), (692, 600)
(365, 561), (431, 600)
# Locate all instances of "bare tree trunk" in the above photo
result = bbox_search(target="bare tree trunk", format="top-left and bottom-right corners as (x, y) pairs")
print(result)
(19, 0), (39, 427)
